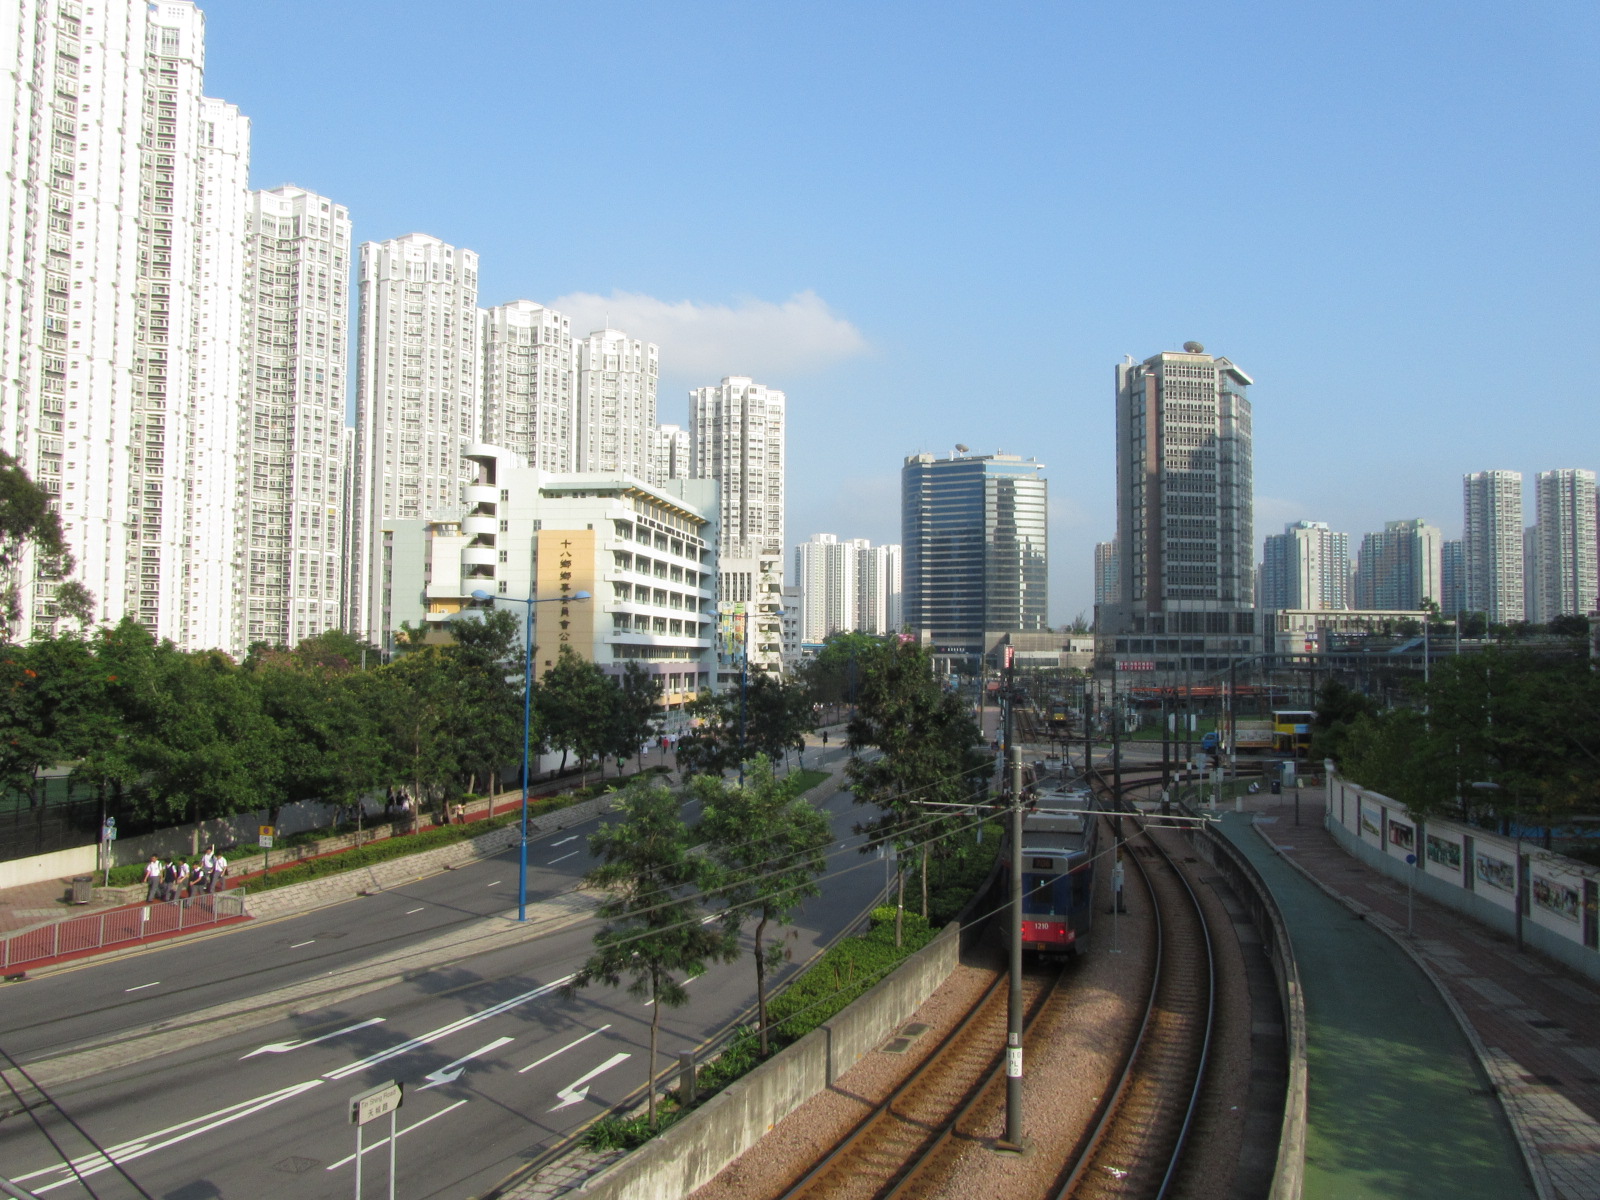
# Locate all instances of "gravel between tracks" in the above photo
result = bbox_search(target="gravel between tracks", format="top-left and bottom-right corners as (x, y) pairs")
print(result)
(691, 815), (1269, 1200)
(691, 824), (1153, 1200)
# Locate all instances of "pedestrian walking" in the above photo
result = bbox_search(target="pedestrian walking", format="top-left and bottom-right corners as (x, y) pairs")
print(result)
(160, 856), (179, 902)
(144, 855), (162, 903)
(200, 845), (216, 892)
(210, 850), (228, 893)
(821, 729), (829, 746)
(175, 857), (192, 900)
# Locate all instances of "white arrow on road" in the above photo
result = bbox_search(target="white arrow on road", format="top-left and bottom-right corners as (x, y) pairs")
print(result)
(241, 1018), (386, 1059)
(418, 1036), (514, 1090)
(323, 975), (571, 1081)
(550, 1052), (630, 1111)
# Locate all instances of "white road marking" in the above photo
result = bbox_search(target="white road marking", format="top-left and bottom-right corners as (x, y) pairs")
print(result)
(551, 836), (578, 847)
(551, 1053), (631, 1111)
(418, 1036), (515, 1090)
(548, 852), (578, 864)
(518, 1025), (611, 1074)
(642, 975), (697, 1006)
(242, 1018), (387, 1060)
(124, 982), (159, 992)
(18, 1080), (324, 1192)
(323, 1099), (468, 1170)
(322, 975), (573, 1081)
(405, 907), (424, 914)
(486, 880), (502, 887)
(289, 940), (315, 949)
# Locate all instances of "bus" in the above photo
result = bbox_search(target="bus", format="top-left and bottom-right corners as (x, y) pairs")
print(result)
(1272, 710), (1317, 760)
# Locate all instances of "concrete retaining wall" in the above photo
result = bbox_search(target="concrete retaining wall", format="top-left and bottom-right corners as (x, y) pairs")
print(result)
(241, 792), (619, 922)
(577, 921), (962, 1200)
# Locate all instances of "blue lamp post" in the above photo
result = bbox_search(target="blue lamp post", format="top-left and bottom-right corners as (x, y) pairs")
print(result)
(470, 587), (591, 921)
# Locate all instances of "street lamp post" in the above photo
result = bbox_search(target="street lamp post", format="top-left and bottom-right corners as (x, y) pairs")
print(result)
(470, 587), (591, 922)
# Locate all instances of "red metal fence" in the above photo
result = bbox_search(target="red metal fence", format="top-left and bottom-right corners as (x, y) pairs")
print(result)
(1, 892), (248, 971)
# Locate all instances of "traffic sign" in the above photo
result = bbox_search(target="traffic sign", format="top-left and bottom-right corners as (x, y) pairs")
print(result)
(349, 1080), (402, 1126)
(258, 825), (275, 849)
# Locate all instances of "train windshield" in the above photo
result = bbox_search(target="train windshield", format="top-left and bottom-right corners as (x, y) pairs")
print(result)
(1024, 873), (1071, 916)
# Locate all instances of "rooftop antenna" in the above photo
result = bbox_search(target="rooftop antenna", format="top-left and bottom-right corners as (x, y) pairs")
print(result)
(955, 443), (970, 456)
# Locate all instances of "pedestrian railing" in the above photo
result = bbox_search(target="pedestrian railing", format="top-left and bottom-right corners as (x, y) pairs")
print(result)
(1, 891), (248, 971)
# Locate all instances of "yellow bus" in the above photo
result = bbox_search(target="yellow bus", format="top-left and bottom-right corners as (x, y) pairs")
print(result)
(1272, 710), (1317, 759)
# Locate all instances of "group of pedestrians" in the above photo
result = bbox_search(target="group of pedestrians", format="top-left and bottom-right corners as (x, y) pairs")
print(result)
(143, 846), (229, 903)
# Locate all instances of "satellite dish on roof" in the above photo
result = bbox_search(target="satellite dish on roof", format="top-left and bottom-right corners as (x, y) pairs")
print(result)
(1183, 341), (1205, 354)
(954, 444), (970, 454)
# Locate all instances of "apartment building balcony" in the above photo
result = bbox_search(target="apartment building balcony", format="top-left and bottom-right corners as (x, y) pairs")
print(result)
(461, 515), (498, 537)
(459, 545), (498, 568)
(463, 485), (499, 506)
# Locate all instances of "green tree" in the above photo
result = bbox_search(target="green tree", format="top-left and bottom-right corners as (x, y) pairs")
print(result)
(609, 662), (663, 773)
(674, 688), (742, 779)
(444, 609), (524, 795)
(381, 645), (469, 818)
(696, 756), (832, 1057)
(846, 639), (987, 944)
(537, 646), (619, 782)
(801, 631), (878, 719)
(744, 673), (813, 768)
(565, 778), (738, 1127)
(0, 450), (95, 636)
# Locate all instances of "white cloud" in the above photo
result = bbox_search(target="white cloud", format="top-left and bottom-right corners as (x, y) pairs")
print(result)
(545, 289), (869, 383)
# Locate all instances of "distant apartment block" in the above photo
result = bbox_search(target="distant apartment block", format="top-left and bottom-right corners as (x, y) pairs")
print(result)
(1463, 470), (1524, 624)
(239, 187), (351, 651)
(479, 301), (573, 473)
(1440, 539), (1467, 618)
(350, 233), (481, 641)
(1260, 521), (1350, 611)
(1354, 520), (1441, 612)
(1532, 469), (1598, 621)
(794, 533), (903, 642)
(648, 424), (691, 486)
(575, 327), (658, 478)
(1093, 541), (1119, 608)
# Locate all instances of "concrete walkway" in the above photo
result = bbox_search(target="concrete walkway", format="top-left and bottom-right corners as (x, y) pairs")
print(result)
(1219, 808), (1536, 1199)
(1236, 791), (1600, 1200)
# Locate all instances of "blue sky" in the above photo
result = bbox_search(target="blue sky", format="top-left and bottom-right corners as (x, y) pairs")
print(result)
(202, 0), (1598, 623)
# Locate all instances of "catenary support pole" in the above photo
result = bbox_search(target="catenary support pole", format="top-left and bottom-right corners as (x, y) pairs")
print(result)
(1006, 734), (1024, 1148)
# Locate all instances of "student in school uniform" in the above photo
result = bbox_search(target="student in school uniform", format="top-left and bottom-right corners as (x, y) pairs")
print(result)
(210, 850), (228, 893)
(144, 855), (163, 903)
(200, 846), (216, 893)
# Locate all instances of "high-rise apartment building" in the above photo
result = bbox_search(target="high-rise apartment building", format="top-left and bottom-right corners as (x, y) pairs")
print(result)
(1440, 539), (1467, 619)
(691, 376), (786, 677)
(856, 540), (903, 635)
(186, 97), (250, 652)
(1532, 469), (1598, 622)
(647, 423), (691, 487)
(1093, 542), (1119, 608)
(690, 376), (785, 559)
(795, 534), (852, 643)
(1353, 520), (1441, 611)
(792, 534), (902, 641)
(1260, 521), (1350, 611)
(575, 328), (657, 478)
(0, 0), (251, 648)
(901, 451), (1047, 659)
(350, 233), (480, 640)
(239, 186), (350, 650)
(1102, 346), (1255, 672)
(479, 301), (572, 473)
(1463, 470), (1524, 624)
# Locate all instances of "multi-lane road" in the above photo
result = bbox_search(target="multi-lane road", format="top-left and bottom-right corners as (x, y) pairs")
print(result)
(0, 744), (890, 1199)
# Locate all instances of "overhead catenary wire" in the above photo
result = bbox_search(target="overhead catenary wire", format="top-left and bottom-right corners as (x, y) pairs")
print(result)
(0, 1038), (156, 1200)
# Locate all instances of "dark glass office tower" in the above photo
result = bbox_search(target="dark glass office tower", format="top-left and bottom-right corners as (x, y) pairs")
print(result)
(901, 451), (1048, 658)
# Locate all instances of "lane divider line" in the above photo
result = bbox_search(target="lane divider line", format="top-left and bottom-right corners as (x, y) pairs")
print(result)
(518, 1025), (611, 1074)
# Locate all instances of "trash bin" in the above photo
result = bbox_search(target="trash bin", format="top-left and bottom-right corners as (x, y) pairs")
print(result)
(71, 875), (94, 905)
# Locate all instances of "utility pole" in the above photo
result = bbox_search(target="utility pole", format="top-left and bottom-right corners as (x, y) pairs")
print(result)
(1111, 667), (1122, 803)
(1003, 651), (1025, 1151)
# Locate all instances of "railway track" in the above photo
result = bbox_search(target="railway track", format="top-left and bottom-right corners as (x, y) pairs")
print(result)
(775, 961), (1062, 1200)
(1052, 775), (1217, 1199)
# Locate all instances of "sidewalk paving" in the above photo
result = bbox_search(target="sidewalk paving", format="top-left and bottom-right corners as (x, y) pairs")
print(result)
(1236, 789), (1600, 1200)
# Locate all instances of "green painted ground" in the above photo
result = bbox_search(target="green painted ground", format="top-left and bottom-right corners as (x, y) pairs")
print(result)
(1221, 813), (1533, 1200)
